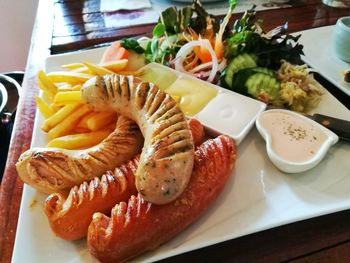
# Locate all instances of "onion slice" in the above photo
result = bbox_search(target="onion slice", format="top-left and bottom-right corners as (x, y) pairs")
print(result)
(189, 61), (213, 73)
(175, 40), (219, 83)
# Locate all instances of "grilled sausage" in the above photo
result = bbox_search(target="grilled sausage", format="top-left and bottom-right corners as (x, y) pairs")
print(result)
(188, 118), (205, 146)
(87, 135), (236, 263)
(16, 116), (143, 194)
(82, 74), (195, 204)
(44, 157), (139, 240)
(44, 119), (204, 240)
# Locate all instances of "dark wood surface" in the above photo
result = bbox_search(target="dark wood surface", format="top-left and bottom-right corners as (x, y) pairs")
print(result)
(0, 0), (350, 262)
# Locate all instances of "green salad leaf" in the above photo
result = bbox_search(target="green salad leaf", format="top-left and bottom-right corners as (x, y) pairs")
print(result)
(152, 23), (166, 38)
(120, 38), (145, 54)
(224, 6), (304, 69)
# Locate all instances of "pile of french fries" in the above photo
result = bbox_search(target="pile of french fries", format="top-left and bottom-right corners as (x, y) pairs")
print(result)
(36, 59), (130, 150)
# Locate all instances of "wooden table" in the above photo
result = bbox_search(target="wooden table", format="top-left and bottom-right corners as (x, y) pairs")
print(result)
(0, 0), (349, 262)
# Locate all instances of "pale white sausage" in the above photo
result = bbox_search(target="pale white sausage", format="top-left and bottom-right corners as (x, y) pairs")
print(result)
(82, 74), (195, 205)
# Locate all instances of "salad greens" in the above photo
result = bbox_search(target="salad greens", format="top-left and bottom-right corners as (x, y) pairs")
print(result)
(139, 0), (224, 65)
(118, 0), (321, 112)
(120, 39), (145, 54)
(224, 6), (304, 69)
(155, 1), (219, 38)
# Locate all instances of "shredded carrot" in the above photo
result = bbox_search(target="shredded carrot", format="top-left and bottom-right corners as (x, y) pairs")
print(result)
(214, 36), (224, 60)
(214, 0), (237, 60)
(197, 45), (212, 63)
(194, 36), (212, 63)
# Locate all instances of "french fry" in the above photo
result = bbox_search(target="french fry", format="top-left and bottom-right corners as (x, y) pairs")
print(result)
(86, 112), (118, 131)
(61, 63), (91, 74)
(101, 59), (128, 72)
(73, 127), (91, 134)
(36, 96), (55, 119)
(50, 104), (62, 113)
(57, 83), (73, 91)
(73, 67), (91, 74)
(61, 62), (85, 70)
(38, 70), (58, 94)
(42, 103), (81, 132)
(46, 71), (93, 84)
(72, 84), (82, 91)
(46, 129), (112, 150)
(76, 111), (96, 130)
(48, 104), (91, 139)
(56, 84), (82, 92)
(53, 91), (83, 106)
(42, 90), (55, 103)
(83, 62), (115, 76)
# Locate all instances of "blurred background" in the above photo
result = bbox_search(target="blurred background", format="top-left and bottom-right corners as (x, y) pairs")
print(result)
(0, 0), (38, 72)
(0, 0), (37, 179)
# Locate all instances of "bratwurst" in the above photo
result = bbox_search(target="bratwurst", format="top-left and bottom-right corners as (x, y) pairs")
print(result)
(82, 74), (195, 204)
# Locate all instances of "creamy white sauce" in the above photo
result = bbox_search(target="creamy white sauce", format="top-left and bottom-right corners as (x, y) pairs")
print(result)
(260, 111), (327, 163)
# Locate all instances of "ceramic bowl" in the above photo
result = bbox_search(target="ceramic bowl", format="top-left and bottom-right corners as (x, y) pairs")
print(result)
(332, 16), (350, 62)
(256, 109), (339, 173)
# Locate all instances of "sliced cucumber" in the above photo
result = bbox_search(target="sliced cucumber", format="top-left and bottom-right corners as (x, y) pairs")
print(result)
(246, 72), (280, 101)
(223, 53), (257, 88)
(249, 67), (275, 76)
(232, 68), (280, 102)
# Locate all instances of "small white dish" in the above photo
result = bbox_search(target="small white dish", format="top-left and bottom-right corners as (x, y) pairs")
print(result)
(256, 109), (339, 173)
(139, 63), (267, 145)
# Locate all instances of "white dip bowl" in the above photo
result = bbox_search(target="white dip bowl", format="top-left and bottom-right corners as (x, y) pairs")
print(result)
(256, 109), (339, 173)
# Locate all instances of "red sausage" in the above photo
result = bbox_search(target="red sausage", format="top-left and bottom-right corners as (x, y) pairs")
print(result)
(44, 119), (205, 240)
(188, 118), (205, 146)
(87, 135), (237, 263)
(44, 157), (139, 240)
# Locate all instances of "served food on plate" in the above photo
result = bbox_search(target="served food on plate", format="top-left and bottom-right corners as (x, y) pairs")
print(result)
(16, 116), (144, 194)
(138, 64), (219, 116)
(116, 0), (324, 113)
(82, 74), (195, 205)
(276, 61), (323, 112)
(256, 109), (338, 173)
(88, 135), (236, 263)
(44, 119), (205, 241)
(15, 0), (335, 262)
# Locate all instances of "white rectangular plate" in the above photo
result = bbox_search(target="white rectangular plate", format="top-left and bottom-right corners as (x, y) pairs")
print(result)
(12, 28), (350, 263)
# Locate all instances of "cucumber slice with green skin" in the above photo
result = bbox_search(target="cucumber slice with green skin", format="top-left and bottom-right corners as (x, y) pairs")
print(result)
(246, 72), (280, 101)
(224, 53), (258, 88)
(249, 67), (275, 76)
(232, 68), (280, 102)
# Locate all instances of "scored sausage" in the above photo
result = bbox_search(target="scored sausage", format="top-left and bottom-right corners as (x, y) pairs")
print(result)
(44, 157), (139, 240)
(43, 119), (204, 241)
(87, 135), (236, 263)
(16, 116), (143, 194)
(82, 74), (195, 204)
